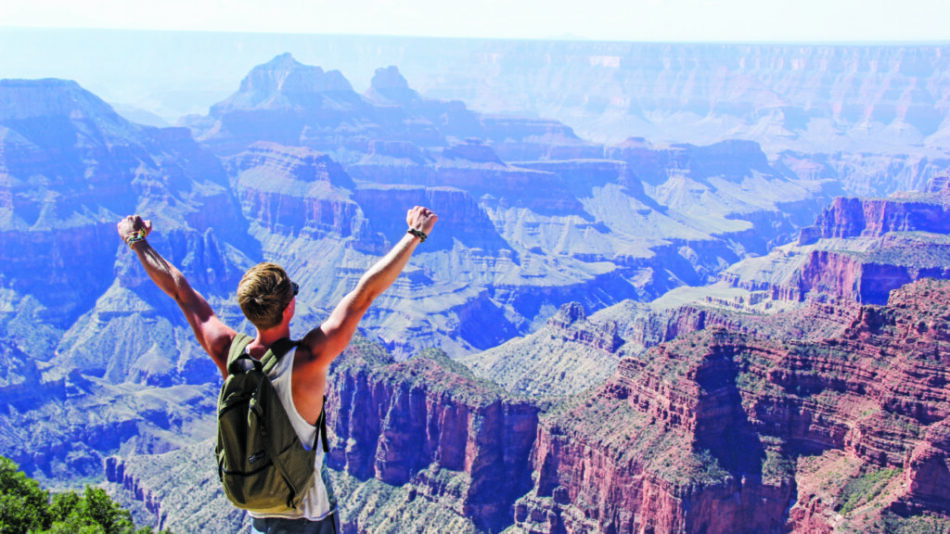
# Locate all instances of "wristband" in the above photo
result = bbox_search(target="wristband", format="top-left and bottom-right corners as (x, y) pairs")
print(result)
(126, 226), (151, 248)
(126, 233), (147, 248)
(407, 228), (427, 242)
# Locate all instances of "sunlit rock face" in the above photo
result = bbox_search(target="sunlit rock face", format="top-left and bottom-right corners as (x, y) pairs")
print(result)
(106, 280), (950, 533)
(515, 279), (950, 534)
(721, 182), (950, 305)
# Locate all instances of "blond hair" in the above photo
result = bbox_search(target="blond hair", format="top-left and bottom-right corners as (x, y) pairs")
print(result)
(237, 263), (294, 329)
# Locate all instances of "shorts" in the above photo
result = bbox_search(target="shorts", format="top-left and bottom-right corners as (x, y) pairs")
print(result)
(250, 511), (339, 534)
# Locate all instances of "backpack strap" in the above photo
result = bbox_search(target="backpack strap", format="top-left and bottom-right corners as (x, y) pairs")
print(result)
(226, 333), (257, 376)
(226, 334), (298, 377)
(232, 336), (329, 455)
(315, 395), (329, 453)
(260, 338), (299, 374)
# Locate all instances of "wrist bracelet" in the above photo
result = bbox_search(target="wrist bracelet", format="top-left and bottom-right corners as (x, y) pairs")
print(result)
(126, 225), (151, 248)
(126, 233), (147, 248)
(407, 228), (427, 242)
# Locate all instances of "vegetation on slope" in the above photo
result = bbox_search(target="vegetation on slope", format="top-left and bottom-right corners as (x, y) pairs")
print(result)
(0, 456), (170, 534)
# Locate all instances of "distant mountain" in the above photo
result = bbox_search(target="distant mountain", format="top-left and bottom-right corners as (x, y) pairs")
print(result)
(183, 53), (588, 164)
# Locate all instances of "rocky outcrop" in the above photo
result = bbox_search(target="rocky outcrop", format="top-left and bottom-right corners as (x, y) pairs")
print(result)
(227, 142), (361, 238)
(188, 54), (380, 156)
(327, 342), (539, 532)
(187, 55), (498, 157)
(364, 65), (421, 107)
(799, 190), (950, 243)
(105, 456), (164, 521)
(545, 302), (623, 353)
(515, 279), (950, 533)
(792, 248), (950, 304)
(721, 185), (950, 305)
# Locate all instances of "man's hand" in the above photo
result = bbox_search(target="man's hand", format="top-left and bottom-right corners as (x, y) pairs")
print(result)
(407, 206), (438, 236)
(117, 215), (152, 246)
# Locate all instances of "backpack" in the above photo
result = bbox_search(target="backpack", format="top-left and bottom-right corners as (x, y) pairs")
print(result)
(215, 333), (330, 513)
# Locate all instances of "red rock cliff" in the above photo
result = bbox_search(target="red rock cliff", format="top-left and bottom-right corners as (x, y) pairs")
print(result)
(325, 341), (540, 532)
(799, 190), (950, 243)
(516, 279), (950, 533)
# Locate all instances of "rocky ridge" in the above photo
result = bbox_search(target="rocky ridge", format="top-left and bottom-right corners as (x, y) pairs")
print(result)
(513, 278), (950, 533)
(721, 181), (950, 305)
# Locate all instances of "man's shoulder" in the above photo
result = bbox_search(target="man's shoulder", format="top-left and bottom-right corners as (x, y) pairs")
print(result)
(291, 330), (334, 371)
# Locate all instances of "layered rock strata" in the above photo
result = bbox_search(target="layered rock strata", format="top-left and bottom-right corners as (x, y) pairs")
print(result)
(514, 279), (950, 533)
(722, 182), (950, 305)
(326, 341), (539, 532)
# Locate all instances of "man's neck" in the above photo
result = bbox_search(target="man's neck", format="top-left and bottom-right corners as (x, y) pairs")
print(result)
(252, 325), (292, 354)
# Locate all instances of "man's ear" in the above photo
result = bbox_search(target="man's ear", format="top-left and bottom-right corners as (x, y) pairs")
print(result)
(282, 298), (295, 323)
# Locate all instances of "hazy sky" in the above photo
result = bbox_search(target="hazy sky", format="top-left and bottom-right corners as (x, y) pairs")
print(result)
(2, 0), (949, 42)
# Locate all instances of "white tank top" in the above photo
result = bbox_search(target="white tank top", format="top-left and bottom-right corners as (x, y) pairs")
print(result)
(248, 347), (336, 521)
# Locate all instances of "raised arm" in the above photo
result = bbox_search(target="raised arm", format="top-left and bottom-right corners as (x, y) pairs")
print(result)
(301, 206), (438, 366)
(117, 215), (235, 376)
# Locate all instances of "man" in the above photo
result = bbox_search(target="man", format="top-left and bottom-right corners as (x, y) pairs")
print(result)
(116, 206), (438, 534)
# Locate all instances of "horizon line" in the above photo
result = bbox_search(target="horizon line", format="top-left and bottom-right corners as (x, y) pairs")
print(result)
(2, 26), (949, 47)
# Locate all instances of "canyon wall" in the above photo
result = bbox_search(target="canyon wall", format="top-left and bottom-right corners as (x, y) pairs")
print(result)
(513, 279), (950, 533)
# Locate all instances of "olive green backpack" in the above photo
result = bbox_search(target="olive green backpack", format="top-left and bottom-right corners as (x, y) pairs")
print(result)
(215, 333), (329, 513)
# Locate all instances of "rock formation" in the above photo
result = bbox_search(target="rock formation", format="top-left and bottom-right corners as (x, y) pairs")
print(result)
(722, 182), (950, 305)
(514, 278), (950, 533)
(105, 280), (950, 533)
(181, 54), (837, 359)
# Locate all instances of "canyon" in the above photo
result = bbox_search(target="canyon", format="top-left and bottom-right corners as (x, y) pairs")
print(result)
(1, 41), (949, 533)
(106, 277), (950, 533)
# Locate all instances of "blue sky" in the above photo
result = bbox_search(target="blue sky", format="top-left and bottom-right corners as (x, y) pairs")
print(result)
(2, 0), (949, 42)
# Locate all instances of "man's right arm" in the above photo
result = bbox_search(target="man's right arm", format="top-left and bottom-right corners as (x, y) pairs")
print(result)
(118, 215), (235, 376)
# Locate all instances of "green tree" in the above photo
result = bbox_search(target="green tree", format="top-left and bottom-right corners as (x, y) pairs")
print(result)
(0, 457), (172, 534)
(48, 491), (80, 522)
(0, 457), (51, 533)
(76, 487), (135, 534)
